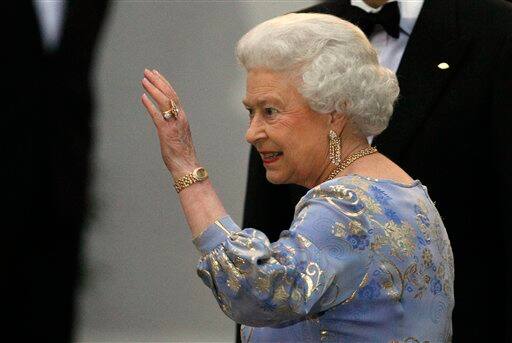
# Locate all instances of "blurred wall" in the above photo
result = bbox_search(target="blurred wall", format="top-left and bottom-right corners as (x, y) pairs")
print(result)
(76, 1), (318, 342)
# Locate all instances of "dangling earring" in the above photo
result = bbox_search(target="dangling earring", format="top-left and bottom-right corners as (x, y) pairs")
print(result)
(328, 130), (342, 166)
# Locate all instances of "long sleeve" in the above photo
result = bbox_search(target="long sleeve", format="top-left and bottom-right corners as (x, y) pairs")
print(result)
(194, 184), (372, 327)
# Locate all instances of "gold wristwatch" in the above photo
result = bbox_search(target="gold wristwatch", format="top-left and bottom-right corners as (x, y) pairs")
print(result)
(173, 167), (209, 193)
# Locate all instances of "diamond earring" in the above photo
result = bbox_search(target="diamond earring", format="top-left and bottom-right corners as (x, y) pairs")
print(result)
(328, 130), (341, 166)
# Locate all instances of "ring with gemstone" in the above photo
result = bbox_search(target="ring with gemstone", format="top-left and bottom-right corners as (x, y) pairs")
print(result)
(162, 99), (179, 120)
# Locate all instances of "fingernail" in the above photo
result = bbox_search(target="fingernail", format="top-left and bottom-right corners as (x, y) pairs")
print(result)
(153, 69), (159, 74)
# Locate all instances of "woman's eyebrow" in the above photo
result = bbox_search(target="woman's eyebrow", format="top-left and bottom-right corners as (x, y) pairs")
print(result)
(242, 96), (283, 107)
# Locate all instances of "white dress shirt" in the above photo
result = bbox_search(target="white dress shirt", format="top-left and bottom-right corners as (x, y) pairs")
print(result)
(33, 0), (67, 52)
(351, 0), (424, 143)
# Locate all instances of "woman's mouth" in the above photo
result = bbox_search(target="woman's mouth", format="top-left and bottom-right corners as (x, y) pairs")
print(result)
(260, 151), (283, 164)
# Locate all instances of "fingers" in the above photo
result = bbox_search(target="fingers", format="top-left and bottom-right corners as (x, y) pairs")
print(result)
(141, 77), (171, 112)
(141, 93), (165, 126)
(144, 68), (176, 100)
(153, 69), (172, 89)
(141, 68), (186, 126)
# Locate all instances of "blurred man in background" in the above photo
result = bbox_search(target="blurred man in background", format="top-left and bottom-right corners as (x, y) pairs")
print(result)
(242, 0), (512, 341)
(7, 1), (110, 341)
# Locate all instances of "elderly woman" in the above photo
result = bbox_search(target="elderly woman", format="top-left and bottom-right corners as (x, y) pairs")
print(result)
(141, 13), (454, 343)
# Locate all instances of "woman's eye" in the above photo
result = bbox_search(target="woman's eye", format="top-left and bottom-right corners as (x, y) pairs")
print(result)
(264, 107), (278, 116)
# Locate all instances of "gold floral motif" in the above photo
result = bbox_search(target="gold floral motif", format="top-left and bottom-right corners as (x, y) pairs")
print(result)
(328, 184), (355, 200)
(376, 255), (404, 301)
(254, 275), (271, 295)
(436, 263), (445, 278)
(227, 273), (241, 293)
(403, 262), (430, 299)
(380, 270), (401, 301)
(422, 248), (433, 268)
(428, 216), (455, 296)
(353, 188), (383, 214)
(209, 253), (222, 274)
(383, 221), (416, 259)
(418, 198), (430, 214)
(273, 284), (289, 303)
(443, 279), (452, 296)
(296, 233), (312, 248)
(213, 250), (244, 294)
(371, 234), (386, 251)
(232, 255), (249, 273)
(331, 222), (347, 238)
(348, 175), (371, 191)
(415, 199), (432, 241)
(349, 220), (365, 236)
(382, 279), (393, 289)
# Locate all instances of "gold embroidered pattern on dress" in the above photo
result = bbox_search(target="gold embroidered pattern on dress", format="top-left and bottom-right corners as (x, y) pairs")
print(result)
(325, 196), (365, 217)
(383, 221), (416, 259)
(296, 233), (312, 248)
(254, 274), (272, 295)
(195, 175), (453, 338)
(352, 188), (383, 214)
(331, 221), (347, 238)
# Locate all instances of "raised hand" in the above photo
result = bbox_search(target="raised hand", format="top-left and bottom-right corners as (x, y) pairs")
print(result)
(141, 69), (200, 178)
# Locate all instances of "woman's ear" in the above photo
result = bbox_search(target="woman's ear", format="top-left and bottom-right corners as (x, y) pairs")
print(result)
(329, 111), (348, 133)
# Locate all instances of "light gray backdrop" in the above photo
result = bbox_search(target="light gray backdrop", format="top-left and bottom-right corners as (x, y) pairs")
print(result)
(76, 1), (318, 342)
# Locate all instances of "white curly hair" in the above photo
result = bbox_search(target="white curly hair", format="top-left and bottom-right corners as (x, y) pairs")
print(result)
(236, 13), (399, 136)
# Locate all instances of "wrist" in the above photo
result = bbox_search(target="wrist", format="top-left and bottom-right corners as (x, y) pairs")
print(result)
(173, 166), (209, 193)
(170, 162), (201, 181)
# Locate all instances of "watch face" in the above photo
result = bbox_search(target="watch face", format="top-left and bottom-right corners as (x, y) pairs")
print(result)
(194, 167), (208, 180)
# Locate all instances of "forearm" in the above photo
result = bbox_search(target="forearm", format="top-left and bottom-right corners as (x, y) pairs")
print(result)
(176, 177), (228, 239)
(140, 69), (228, 239)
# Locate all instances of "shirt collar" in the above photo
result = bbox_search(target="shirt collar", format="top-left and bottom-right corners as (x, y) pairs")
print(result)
(351, 0), (424, 36)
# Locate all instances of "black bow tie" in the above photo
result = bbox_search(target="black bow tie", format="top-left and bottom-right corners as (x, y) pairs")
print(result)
(351, 1), (401, 38)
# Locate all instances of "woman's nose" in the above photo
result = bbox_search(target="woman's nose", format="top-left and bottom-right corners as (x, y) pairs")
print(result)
(245, 116), (267, 145)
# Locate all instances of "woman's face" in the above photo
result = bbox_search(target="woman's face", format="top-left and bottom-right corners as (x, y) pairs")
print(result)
(244, 68), (332, 187)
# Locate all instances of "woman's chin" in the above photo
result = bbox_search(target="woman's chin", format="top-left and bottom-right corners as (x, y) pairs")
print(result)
(265, 170), (289, 185)
(265, 170), (294, 185)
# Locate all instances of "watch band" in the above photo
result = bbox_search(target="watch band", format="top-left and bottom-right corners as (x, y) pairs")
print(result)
(173, 167), (208, 193)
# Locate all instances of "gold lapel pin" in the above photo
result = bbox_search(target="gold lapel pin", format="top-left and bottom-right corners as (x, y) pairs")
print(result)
(437, 62), (450, 70)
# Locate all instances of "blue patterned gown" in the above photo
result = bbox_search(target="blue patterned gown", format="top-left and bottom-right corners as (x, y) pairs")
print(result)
(193, 175), (454, 342)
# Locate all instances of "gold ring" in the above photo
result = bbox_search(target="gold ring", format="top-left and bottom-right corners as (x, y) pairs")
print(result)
(162, 99), (179, 120)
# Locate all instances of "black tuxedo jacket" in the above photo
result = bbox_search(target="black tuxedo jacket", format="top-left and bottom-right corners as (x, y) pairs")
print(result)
(6, 1), (110, 341)
(242, 0), (512, 341)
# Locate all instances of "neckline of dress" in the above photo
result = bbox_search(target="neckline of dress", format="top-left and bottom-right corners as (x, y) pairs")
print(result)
(331, 173), (422, 189)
